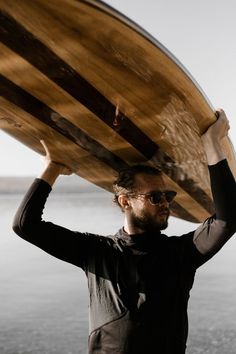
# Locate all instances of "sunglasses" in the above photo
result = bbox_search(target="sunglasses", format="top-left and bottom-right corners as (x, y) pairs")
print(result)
(129, 190), (177, 205)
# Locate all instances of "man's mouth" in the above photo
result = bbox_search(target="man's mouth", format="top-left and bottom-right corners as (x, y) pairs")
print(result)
(159, 209), (169, 216)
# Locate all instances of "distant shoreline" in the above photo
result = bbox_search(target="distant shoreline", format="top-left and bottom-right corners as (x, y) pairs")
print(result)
(0, 175), (107, 195)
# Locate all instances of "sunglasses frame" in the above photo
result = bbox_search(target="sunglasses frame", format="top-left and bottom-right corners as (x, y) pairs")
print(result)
(128, 190), (177, 205)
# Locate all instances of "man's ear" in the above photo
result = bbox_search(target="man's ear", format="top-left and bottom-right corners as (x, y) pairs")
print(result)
(117, 194), (131, 210)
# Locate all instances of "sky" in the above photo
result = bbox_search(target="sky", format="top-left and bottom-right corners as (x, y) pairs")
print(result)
(0, 0), (235, 176)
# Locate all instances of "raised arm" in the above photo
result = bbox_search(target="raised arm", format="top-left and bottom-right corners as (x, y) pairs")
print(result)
(12, 141), (89, 268)
(193, 109), (236, 255)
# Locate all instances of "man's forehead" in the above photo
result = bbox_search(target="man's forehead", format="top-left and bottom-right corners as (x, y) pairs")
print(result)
(134, 172), (166, 189)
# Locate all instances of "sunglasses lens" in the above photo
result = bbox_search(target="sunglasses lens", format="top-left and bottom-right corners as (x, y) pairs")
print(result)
(165, 191), (177, 203)
(149, 192), (162, 204)
(150, 191), (176, 204)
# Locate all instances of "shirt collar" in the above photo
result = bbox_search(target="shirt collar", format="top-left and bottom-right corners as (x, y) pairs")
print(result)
(115, 227), (165, 247)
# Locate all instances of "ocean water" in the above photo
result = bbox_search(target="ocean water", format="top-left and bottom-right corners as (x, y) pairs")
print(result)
(1, 190), (236, 354)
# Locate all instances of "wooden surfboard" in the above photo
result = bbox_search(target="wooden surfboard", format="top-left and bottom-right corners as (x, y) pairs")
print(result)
(0, 0), (235, 223)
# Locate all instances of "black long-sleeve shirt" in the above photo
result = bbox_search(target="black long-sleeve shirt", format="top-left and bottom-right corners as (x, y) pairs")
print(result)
(13, 160), (236, 354)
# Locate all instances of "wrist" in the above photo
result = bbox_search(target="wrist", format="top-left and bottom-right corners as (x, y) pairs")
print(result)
(201, 137), (226, 165)
(44, 161), (62, 173)
(38, 161), (62, 187)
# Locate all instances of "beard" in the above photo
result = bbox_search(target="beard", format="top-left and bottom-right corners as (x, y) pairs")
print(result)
(130, 209), (169, 233)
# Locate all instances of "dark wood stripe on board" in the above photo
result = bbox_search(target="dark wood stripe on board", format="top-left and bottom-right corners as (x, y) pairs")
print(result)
(171, 201), (199, 224)
(0, 74), (129, 172)
(0, 10), (214, 215)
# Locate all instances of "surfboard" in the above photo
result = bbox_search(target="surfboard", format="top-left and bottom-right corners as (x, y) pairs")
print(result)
(0, 0), (235, 223)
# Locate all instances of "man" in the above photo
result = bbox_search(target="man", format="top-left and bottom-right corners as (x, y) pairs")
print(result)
(13, 109), (236, 354)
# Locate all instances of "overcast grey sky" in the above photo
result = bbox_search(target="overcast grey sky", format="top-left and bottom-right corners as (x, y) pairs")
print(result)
(0, 0), (235, 176)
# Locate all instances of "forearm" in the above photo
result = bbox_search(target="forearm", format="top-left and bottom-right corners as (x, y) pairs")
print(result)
(194, 160), (236, 254)
(13, 178), (52, 238)
(209, 159), (236, 222)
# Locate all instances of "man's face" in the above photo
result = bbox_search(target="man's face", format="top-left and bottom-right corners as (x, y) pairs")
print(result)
(128, 173), (171, 232)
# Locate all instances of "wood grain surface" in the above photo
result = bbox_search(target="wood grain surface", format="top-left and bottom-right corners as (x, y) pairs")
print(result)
(0, 0), (235, 222)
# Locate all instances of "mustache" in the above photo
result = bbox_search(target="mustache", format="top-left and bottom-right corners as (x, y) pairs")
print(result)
(158, 207), (170, 213)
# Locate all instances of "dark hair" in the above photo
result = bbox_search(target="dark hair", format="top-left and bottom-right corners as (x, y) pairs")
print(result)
(113, 164), (162, 208)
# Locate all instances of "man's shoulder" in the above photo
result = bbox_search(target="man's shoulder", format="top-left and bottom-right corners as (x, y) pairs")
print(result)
(76, 231), (116, 246)
(161, 231), (197, 252)
(163, 231), (195, 242)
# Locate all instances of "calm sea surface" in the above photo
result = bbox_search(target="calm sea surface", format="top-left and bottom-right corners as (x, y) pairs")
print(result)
(1, 190), (236, 354)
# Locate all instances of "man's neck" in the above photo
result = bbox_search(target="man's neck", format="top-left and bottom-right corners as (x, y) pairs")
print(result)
(124, 219), (146, 235)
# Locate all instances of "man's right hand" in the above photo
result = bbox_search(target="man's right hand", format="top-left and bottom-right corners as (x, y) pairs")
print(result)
(39, 140), (72, 186)
(201, 109), (229, 165)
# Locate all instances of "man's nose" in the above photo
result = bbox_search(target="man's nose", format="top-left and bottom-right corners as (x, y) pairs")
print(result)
(158, 195), (169, 206)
